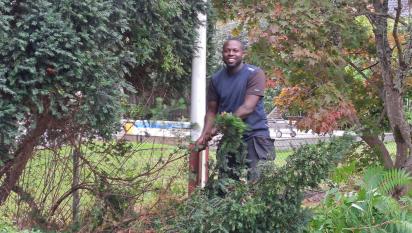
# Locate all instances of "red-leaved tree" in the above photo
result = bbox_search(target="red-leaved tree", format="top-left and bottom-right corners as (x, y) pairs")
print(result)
(213, 0), (412, 197)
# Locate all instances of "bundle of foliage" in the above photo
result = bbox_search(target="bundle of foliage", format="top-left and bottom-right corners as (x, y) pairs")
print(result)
(168, 114), (355, 233)
(309, 166), (412, 232)
(213, 1), (412, 197)
(212, 113), (249, 182)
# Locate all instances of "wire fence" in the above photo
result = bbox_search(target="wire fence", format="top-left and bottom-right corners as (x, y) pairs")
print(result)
(117, 120), (397, 156)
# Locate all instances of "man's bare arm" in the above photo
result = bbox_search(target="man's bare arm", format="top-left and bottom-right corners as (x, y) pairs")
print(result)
(234, 95), (260, 119)
(195, 101), (218, 146)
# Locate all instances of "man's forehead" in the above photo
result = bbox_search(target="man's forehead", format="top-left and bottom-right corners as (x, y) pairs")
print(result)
(223, 40), (244, 50)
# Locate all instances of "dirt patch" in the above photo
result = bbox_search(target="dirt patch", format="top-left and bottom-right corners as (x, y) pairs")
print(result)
(303, 189), (326, 207)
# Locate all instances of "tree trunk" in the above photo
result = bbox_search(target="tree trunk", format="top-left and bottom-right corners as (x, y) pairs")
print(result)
(361, 135), (393, 168)
(0, 114), (52, 205)
(371, 0), (411, 169)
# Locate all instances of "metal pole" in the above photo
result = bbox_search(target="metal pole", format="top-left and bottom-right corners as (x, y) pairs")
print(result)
(190, 2), (207, 188)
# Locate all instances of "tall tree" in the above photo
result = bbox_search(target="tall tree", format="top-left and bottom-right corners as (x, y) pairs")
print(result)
(213, 0), (412, 196)
(0, 0), (208, 204)
(124, 0), (215, 117)
(0, 0), (134, 204)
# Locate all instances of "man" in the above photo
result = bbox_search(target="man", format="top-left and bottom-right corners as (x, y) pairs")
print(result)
(195, 38), (275, 181)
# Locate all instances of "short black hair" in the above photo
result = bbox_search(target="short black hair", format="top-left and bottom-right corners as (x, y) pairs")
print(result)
(223, 37), (246, 50)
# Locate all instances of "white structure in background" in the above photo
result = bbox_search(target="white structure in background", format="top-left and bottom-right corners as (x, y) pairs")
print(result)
(388, 0), (411, 16)
(120, 120), (190, 138)
(190, 1), (208, 188)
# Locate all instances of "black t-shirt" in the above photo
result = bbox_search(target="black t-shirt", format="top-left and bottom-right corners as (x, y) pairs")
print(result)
(207, 64), (270, 139)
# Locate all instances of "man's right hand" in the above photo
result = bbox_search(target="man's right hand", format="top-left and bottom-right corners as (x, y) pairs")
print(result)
(194, 134), (208, 152)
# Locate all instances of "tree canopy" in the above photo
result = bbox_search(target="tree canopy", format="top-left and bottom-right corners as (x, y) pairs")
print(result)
(213, 0), (412, 196)
(125, 0), (216, 115)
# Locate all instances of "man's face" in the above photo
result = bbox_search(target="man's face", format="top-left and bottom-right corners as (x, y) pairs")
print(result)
(222, 40), (244, 68)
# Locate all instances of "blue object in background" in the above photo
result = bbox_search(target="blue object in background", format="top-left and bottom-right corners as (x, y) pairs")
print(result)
(133, 120), (191, 129)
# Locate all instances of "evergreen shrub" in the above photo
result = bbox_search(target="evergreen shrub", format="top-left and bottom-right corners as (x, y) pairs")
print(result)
(169, 114), (354, 233)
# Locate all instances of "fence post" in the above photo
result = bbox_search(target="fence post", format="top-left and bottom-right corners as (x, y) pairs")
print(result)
(189, 146), (209, 194)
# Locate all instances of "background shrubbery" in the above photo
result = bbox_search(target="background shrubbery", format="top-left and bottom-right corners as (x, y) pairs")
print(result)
(310, 167), (412, 233)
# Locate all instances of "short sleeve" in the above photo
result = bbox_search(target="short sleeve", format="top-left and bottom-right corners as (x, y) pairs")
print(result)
(246, 69), (265, 96)
(207, 79), (219, 102)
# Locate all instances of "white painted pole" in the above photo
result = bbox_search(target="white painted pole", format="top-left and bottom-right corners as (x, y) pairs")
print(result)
(191, 3), (207, 188)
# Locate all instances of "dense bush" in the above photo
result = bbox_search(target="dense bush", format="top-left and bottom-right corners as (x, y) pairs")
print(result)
(0, 0), (211, 160)
(0, 0), (210, 211)
(0, 0), (132, 155)
(168, 114), (355, 233)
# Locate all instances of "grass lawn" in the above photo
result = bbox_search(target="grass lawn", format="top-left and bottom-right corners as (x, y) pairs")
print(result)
(275, 149), (292, 166)
(0, 141), (187, 228)
(0, 140), (292, 232)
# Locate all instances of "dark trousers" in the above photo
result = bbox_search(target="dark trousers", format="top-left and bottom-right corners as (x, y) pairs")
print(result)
(223, 136), (276, 181)
(245, 136), (276, 181)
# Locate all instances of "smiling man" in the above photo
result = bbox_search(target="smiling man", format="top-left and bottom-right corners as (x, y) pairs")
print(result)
(195, 38), (275, 181)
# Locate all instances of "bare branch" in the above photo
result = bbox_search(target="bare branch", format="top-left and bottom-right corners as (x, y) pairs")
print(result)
(344, 57), (369, 79)
(49, 183), (93, 216)
(402, 19), (412, 73)
(12, 185), (41, 214)
(383, 13), (406, 25)
(78, 147), (186, 183)
(360, 61), (380, 72)
(12, 185), (50, 228)
(0, 111), (55, 204)
(362, 135), (394, 168)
